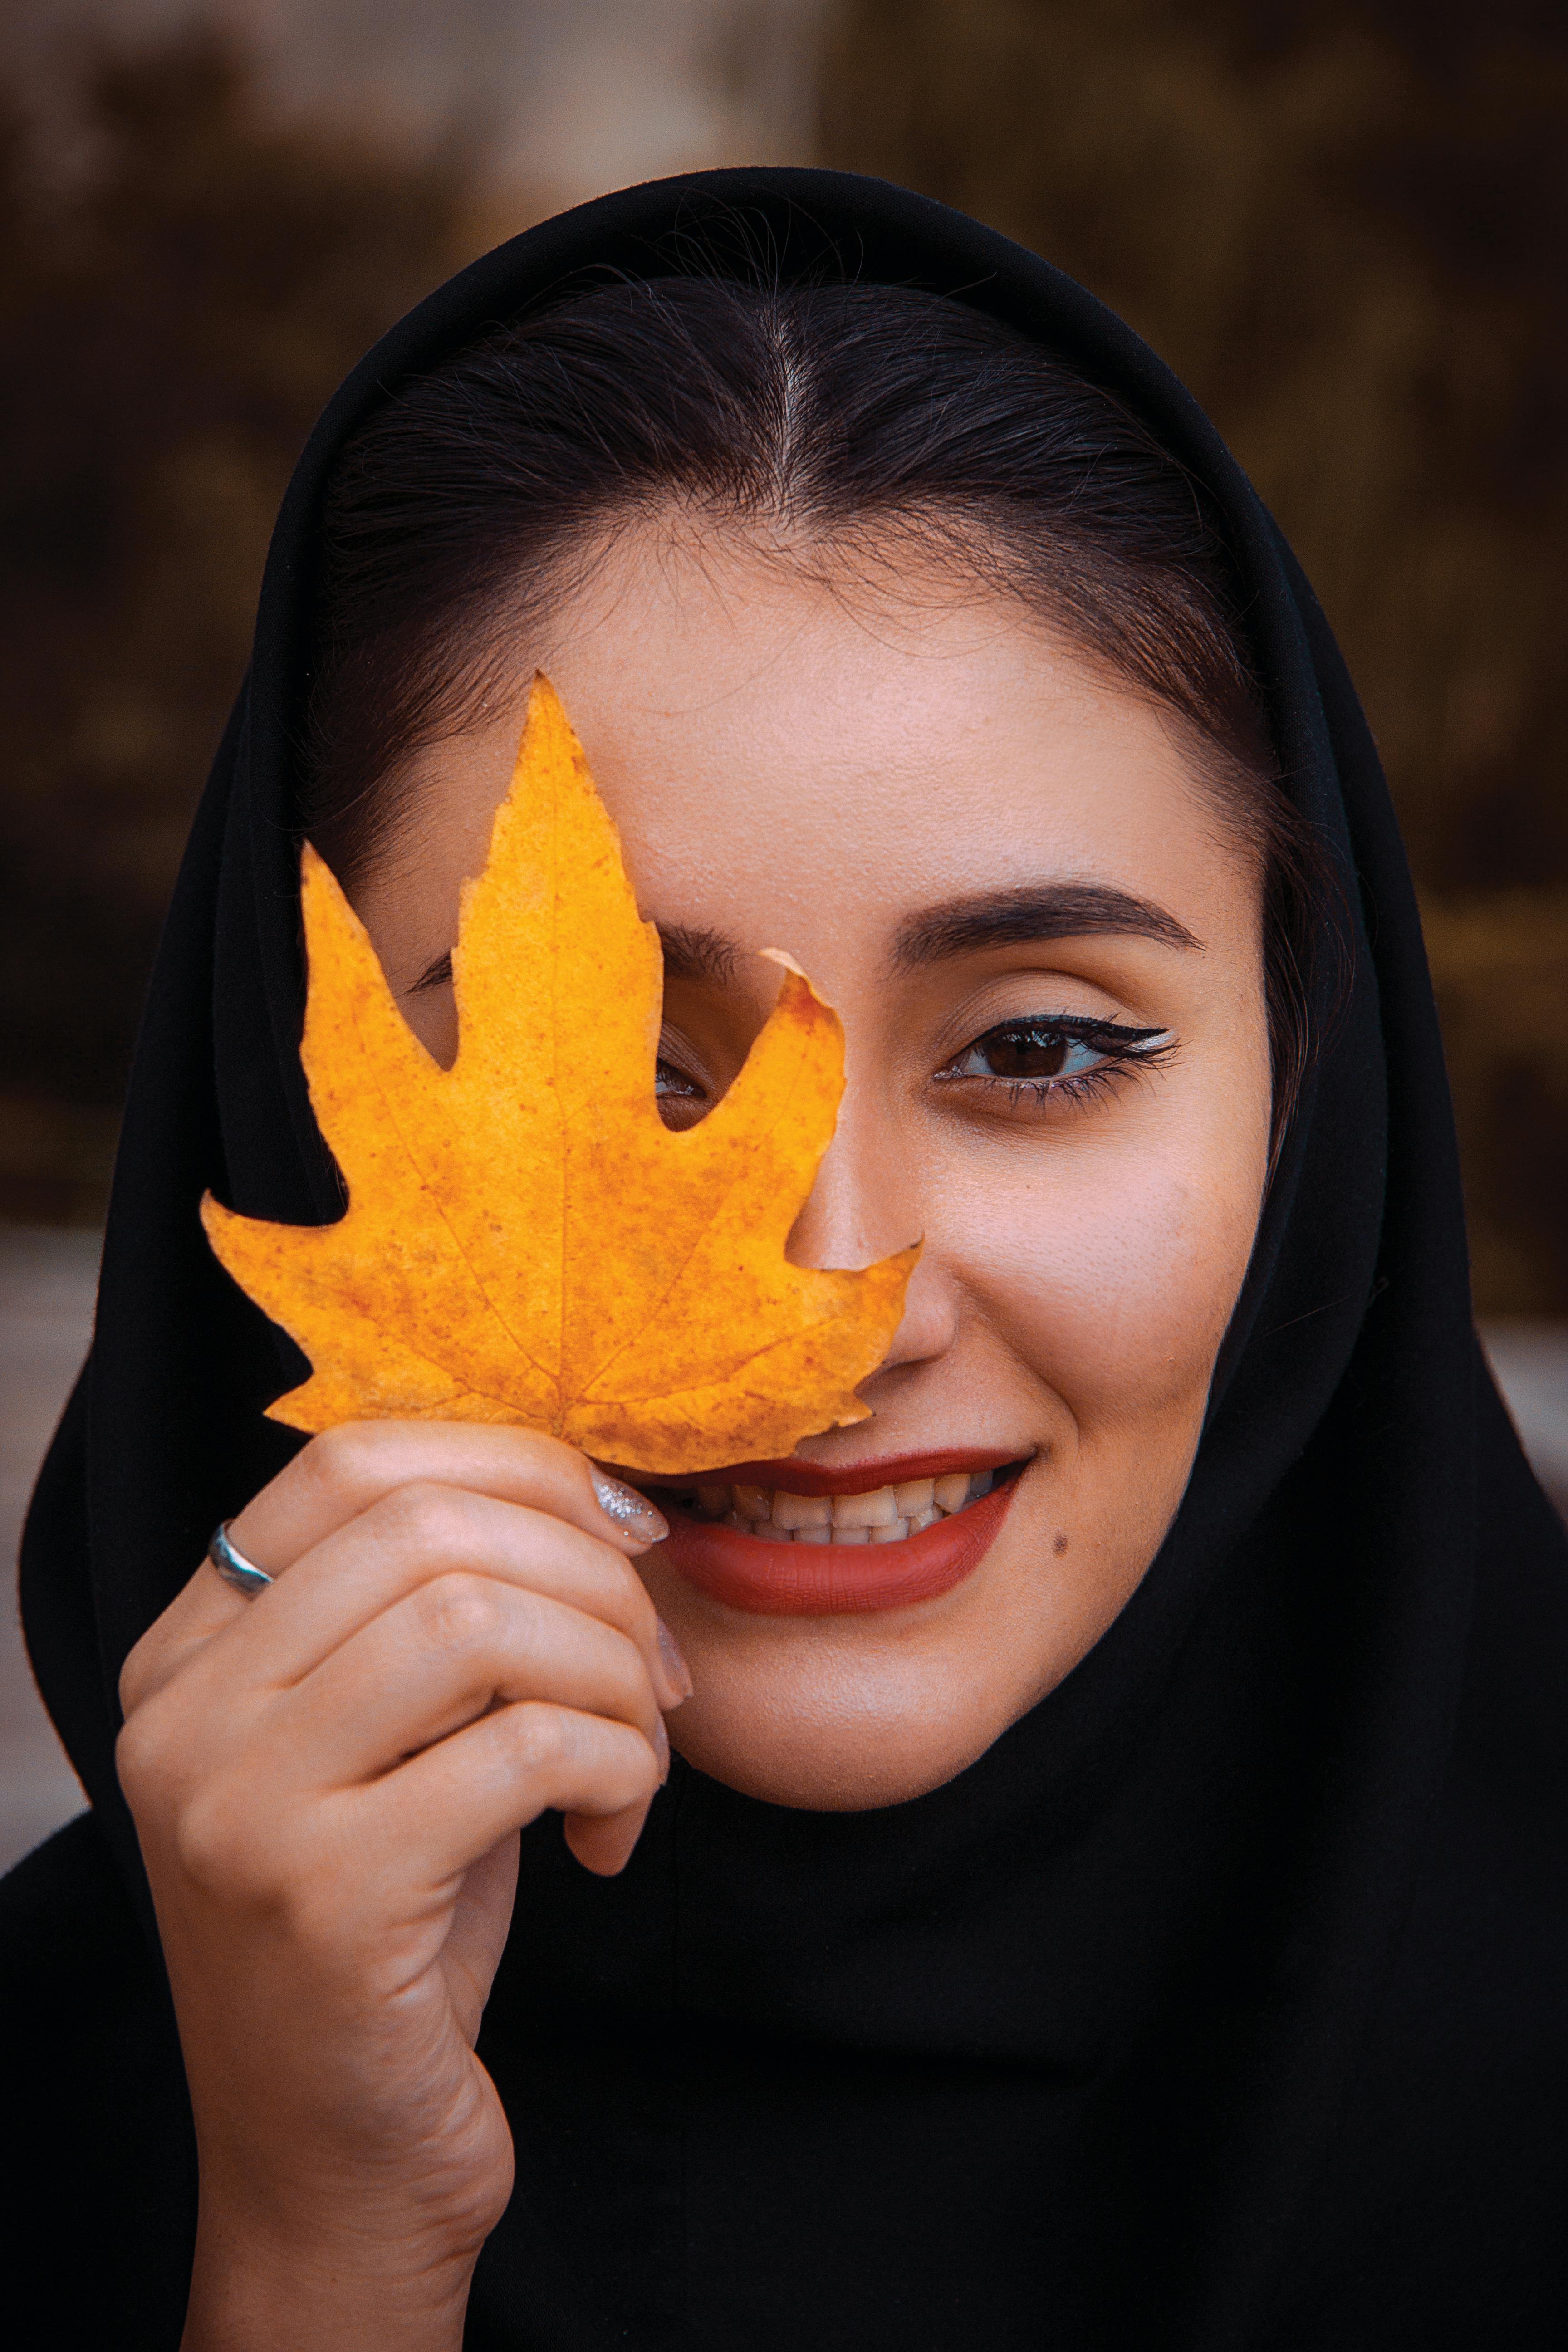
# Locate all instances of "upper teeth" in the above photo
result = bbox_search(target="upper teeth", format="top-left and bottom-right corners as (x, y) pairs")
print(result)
(671, 1469), (996, 1545)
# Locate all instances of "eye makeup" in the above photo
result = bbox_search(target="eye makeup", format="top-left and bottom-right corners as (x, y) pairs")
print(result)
(934, 1013), (1174, 1110)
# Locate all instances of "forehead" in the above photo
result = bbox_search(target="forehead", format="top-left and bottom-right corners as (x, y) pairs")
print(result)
(377, 526), (1257, 977)
(529, 532), (1250, 951)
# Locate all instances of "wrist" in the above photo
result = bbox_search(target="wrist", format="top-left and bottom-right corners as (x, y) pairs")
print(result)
(181, 2201), (482, 2352)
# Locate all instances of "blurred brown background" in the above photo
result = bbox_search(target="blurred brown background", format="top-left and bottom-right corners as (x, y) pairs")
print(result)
(2, 0), (1565, 1309)
(3, 0), (1567, 1871)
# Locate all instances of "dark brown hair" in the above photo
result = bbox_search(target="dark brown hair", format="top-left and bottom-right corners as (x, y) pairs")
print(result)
(303, 278), (1332, 1146)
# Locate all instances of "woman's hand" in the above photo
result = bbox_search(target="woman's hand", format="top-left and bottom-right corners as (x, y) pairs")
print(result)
(115, 1423), (683, 2352)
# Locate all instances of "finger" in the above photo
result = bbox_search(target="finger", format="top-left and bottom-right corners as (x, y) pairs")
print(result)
(229, 1421), (666, 1574)
(562, 1803), (655, 1877)
(261, 1573), (667, 1789)
(195, 1484), (681, 1712)
(119, 1550), (251, 1715)
(353, 1700), (662, 1882)
(127, 1472), (682, 1721)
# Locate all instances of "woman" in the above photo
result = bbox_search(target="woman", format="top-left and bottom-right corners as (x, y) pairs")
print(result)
(5, 170), (1566, 2350)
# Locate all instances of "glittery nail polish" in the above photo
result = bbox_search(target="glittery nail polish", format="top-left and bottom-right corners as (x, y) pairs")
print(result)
(590, 1468), (669, 1544)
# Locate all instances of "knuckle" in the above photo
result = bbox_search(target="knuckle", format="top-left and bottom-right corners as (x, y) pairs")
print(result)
(301, 1420), (385, 1507)
(172, 1782), (273, 1901)
(374, 1478), (466, 1557)
(413, 1568), (504, 1654)
(114, 1705), (174, 1813)
(506, 1702), (575, 1778)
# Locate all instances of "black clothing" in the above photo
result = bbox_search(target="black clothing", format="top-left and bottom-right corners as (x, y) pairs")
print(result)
(7, 171), (1567, 2349)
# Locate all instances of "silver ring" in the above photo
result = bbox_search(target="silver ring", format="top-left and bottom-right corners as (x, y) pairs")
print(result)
(208, 1521), (274, 1598)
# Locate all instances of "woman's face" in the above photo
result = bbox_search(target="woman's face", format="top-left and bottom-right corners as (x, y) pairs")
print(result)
(354, 526), (1272, 1810)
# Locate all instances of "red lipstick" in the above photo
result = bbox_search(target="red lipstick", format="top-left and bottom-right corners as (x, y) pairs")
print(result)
(648, 1451), (1024, 1617)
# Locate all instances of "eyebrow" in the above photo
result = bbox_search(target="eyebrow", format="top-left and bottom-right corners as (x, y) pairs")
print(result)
(658, 924), (741, 985)
(891, 882), (1202, 969)
(405, 886), (1196, 998)
(405, 923), (740, 996)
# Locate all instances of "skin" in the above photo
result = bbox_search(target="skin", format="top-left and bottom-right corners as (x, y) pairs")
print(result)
(118, 521), (1272, 2348)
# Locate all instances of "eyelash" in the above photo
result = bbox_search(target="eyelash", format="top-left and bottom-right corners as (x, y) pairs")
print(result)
(654, 1016), (1174, 1126)
(932, 1015), (1174, 1110)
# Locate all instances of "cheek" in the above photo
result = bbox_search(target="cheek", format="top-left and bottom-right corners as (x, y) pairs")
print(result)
(931, 1117), (1264, 1438)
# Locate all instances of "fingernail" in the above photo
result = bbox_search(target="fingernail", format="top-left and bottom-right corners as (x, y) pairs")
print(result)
(656, 1616), (694, 1702)
(653, 1712), (671, 1783)
(590, 1469), (668, 1544)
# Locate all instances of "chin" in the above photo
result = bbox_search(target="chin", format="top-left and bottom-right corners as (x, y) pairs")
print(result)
(635, 1474), (1050, 1812)
(627, 1446), (1024, 1805)
(663, 1661), (1024, 1811)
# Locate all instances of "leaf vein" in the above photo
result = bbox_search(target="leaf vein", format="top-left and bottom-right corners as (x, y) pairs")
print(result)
(352, 1002), (557, 1394)
(567, 1024), (816, 1408)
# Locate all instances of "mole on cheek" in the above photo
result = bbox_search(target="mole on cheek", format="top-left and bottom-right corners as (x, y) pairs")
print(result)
(1053, 1532), (1069, 1556)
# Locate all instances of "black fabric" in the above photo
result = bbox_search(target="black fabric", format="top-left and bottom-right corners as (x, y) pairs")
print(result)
(0, 1816), (195, 2349)
(8, 169), (1567, 2348)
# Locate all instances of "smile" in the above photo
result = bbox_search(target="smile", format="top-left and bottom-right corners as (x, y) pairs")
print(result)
(637, 1449), (1026, 1617)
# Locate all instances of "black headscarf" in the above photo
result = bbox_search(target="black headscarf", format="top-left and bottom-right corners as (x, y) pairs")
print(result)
(8, 170), (1568, 2352)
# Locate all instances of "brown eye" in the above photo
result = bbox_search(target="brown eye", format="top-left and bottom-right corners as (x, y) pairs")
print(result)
(949, 1023), (1090, 1082)
(937, 1016), (1171, 1095)
(975, 1027), (1070, 1079)
(655, 1057), (709, 1130)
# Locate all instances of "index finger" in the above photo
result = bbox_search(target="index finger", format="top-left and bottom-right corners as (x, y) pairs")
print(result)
(120, 1422), (670, 1716)
(230, 1421), (667, 1571)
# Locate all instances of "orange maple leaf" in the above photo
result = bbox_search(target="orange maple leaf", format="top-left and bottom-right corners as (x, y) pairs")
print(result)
(202, 676), (918, 1475)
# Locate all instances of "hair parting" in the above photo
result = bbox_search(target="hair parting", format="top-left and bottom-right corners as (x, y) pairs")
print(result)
(302, 273), (1341, 1156)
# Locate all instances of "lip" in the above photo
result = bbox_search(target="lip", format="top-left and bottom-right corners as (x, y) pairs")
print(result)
(651, 1460), (1024, 1617)
(632, 1446), (1020, 1500)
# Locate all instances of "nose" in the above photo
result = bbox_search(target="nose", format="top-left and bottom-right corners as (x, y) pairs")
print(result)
(786, 1093), (958, 1381)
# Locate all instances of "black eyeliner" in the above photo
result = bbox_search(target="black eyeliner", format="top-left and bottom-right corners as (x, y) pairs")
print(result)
(995, 1014), (1168, 1045)
(937, 1014), (1172, 1068)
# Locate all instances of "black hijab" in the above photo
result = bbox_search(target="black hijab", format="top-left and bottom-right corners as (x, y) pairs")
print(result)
(8, 170), (1568, 2351)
